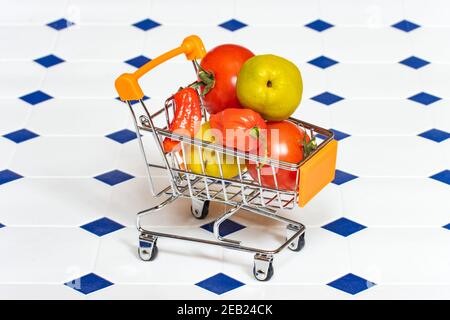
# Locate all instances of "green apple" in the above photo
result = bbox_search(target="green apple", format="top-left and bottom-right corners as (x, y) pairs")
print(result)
(236, 54), (303, 121)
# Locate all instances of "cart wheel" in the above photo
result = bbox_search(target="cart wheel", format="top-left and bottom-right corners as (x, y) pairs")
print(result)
(253, 253), (274, 281)
(191, 200), (210, 219)
(139, 244), (158, 261)
(138, 236), (158, 261)
(253, 263), (274, 282)
(288, 233), (305, 252)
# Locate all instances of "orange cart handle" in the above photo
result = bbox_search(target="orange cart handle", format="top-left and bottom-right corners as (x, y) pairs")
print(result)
(115, 35), (206, 101)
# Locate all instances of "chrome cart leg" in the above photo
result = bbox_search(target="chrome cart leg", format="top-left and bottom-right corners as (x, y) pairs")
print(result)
(213, 205), (241, 245)
(253, 253), (274, 281)
(190, 198), (210, 219)
(286, 223), (306, 252)
(138, 233), (158, 261)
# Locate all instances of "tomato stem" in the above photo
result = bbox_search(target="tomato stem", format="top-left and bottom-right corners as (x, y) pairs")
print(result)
(248, 126), (260, 140)
(302, 135), (317, 158)
(193, 59), (215, 97)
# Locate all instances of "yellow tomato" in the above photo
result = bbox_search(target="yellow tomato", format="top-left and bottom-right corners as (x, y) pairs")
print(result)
(187, 122), (245, 179)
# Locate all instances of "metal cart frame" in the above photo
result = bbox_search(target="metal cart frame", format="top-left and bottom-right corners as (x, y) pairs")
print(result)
(115, 35), (337, 281)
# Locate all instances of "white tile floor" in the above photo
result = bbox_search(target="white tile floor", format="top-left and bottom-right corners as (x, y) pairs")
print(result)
(0, 0), (449, 299)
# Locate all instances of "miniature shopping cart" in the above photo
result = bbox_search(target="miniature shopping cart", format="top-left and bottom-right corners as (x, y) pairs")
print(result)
(115, 35), (338, 281)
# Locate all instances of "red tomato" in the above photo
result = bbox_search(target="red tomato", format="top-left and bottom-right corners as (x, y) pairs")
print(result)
(247, 121), (310, 191)
(209, 108), (267, 152)
(199, 44), (254, 114)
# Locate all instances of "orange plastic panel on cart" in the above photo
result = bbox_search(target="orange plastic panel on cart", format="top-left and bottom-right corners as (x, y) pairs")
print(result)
(297, 139), (338, 207)
(115, 35), (206, 101)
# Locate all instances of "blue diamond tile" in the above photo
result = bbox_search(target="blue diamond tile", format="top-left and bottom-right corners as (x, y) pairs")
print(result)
(308, 56), (338, 69)
(125, 55), (151, 68)
(201, 219), (245, 237)
(322, 217), (366, 237)
(34, 54), (65, 68)
(311, 92), (344, 106)
(332, 170), (358, 185)
(94, 170), (134, 186)
(392, 20), (420, 32)
(315, 134), (327, 141)
(430, 170), (450, 186)
(443, 223), (450, 231)
(408, 92), (441, 105)
(47, 18), (75, 31)
(196, 273), (244, 295)
(399, 56), (429, 69)
(316, 129), (350, 141)
(418, 129), (450, 143)
(116, 95), (150, 105)
(65, 273), (113, 295)
(19, 90), (53, 105)
(0, 170), (23, 185)
(106, 129), (137, 144)
(80, 217), (125, 237)
(219, 19), (247, 32)
(3, 129), (39, 143)
(305, 19), (334, 32)
(0, 223), (4, 229)
(132, 19), (161, 31)
(330, 129), (350, 141)
(328, 273), (376, 295)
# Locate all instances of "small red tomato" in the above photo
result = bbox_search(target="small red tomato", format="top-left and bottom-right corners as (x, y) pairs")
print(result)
(209, 108), (267, 152)
(247, 121), (311, 191)
(199, 44), (254, 114)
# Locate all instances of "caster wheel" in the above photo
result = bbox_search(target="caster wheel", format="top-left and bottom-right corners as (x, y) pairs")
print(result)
(191, 200), (210, 219)
(138, 240), (158, 261)
(253, 263), (274, 282)
(288, 233), (305, 252)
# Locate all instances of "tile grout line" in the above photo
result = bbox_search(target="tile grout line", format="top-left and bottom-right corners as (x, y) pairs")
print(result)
(4, 59), (450, 64)
(13, 0), (67, 147)
(2, 225), (448, 229)
(4, 28), (59, 169)
(5, 23), (450, 28)
(2, 97), (449, 101)
(2, 280), (450, 286)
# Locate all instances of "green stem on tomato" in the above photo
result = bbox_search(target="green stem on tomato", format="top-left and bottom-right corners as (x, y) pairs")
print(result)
(302, 135), (317, 159)
(248, 126), (260, 140)
(193, 59), (215, 96)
